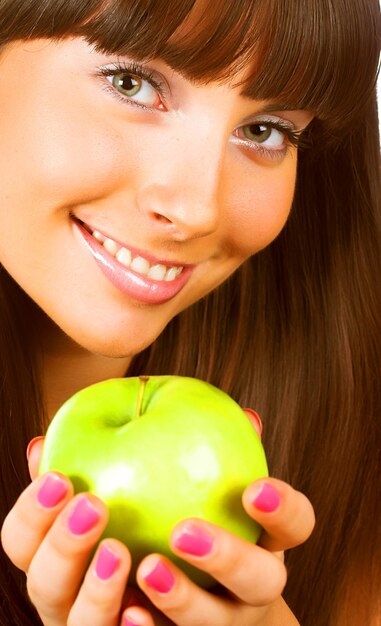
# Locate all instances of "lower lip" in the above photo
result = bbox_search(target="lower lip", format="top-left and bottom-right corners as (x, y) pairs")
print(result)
(73, 219), (195, 305)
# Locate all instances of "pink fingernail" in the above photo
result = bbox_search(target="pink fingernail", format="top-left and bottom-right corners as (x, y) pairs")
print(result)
(123, 612), (140, 626)
(174, 523), (213, 557)
(68, 496), (100, 535)
(252, 483), (281, 512)
(95, 544), (120, 580)
(144, 560), (175, 593)
(37, 473), (68, 508)
(27, 436), (45, 461)
(243, 408), (263, 436)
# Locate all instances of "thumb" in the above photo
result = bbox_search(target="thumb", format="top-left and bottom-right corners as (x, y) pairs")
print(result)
(26, 436), (45, 481)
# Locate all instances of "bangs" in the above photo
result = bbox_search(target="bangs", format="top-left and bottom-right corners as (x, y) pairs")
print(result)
(2, 0), (379, 132)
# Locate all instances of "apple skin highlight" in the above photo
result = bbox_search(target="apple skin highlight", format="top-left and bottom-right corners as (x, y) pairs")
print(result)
(39, 376), (268, 588)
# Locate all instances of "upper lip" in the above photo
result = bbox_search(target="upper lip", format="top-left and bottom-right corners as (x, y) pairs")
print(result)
(73, 216), (195, 269)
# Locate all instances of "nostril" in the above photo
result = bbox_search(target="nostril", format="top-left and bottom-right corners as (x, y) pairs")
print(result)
(152, 211), (173, 224)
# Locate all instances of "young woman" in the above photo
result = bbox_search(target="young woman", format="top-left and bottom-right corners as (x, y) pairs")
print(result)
(0, 1), (380, 625)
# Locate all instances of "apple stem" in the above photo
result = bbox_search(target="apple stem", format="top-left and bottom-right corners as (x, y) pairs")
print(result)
(136, 376), (149, 418)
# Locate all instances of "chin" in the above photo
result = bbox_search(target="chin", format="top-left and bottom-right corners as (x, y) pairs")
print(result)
(60, 320), (163, 360)
(33, 290), (175, 360)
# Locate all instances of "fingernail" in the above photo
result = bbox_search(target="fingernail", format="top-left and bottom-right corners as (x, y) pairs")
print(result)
(252, 483), (281, 512)
(95, 544), (120, 580)
(173, 523), (214, 557)
(243, 409), (263, 436)
(27, 436), (45, 461)
(143, 559), (175, 593)
(123, 609), (141, 626)
(68, 496), (101, 535)
(37, 473), (68, 508)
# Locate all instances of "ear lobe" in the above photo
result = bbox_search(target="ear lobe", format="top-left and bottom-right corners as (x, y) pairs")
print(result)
(26, 436), (45, 481)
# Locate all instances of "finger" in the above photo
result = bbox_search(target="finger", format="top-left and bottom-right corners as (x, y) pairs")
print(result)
(26, 493), (108, 625)
(242, 478), (316, 552)
(170, 518), (287, 606)
(122, 586), (172, 626)
(121, 605), (156, 626)
(1, 471), (73, 571)
(137, 554), (236, 626)
(242, 409), (263, 438)
(26, 436), (45, 480)
(67, 539), (131, 626)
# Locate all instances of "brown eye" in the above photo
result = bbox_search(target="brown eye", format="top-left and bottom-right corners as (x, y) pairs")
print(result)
(243, 124), (273, 143)
(237, 122), (287, 151)
(112, 73), (142, 97)
(106, 71), (162, 108)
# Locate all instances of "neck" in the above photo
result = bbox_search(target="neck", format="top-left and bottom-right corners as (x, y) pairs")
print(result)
(40, 320), (132, 423)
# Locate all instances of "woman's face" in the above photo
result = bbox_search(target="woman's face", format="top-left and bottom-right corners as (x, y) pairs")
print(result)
(0, 38), (311, 357)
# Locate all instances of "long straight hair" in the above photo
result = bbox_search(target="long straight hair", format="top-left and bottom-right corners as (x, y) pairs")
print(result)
(0, 1), (380, 624)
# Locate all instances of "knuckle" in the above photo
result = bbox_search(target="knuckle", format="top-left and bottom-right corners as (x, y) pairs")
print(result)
(289, 497), (316, 546)
(208, 537), (243, 579)
(1, 515), (30, 571)
(266, 560), (287, 601)
(246, 558), (287, 606)
(48, 528), (85, 559)
(304, 501), (316, 536)
(82, 579), (119, 611)
(26, 572), (67, 616)
(68, 600), (120, 626)
(1, 514), (14, 558)
(67, 611), (88, 626)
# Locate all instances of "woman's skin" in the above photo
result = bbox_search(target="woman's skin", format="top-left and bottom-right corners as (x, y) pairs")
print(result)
(1, 38), (315, 625)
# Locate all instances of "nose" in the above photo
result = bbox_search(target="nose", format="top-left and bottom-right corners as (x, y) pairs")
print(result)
(136, 124), (225, 241)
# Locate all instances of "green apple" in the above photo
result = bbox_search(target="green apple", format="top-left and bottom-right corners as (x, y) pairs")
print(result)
(39, 376), (268, 587)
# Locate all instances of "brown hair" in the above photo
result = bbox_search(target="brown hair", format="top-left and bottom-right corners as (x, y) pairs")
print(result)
(0, 1), (380, 624)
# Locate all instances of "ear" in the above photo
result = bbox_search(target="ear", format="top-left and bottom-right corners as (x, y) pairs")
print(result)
(26, 436), (45, 481)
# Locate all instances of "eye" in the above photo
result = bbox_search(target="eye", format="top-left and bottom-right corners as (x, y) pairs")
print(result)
(232, 118), (301, 161)
(107, 72), (163, 108)
(97, 62), (168, 111)
(240, 123), (286, 149)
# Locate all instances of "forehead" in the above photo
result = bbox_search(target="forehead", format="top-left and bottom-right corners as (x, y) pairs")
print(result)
(75, 0), (378, 126)
(0, 0), (378, 131)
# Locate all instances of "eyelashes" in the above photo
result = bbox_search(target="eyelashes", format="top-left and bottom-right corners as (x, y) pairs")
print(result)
(96, 61), (169, 111)
(234, 119), (304, 160)
(96, 61), (308, 160)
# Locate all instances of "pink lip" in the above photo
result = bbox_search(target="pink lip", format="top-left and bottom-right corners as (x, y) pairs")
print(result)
(73, 218), (195, 305)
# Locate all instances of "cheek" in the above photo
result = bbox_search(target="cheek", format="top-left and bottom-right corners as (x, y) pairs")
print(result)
(0, 87), (127, 212)
(225, 157), (297, 254)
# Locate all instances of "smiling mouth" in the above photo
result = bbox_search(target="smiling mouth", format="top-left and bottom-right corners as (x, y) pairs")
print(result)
(72, 215), (195, 305)
(74, 218), (185, 282)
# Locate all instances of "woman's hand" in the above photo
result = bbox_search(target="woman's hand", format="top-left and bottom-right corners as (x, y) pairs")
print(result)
(126, 409), (315, 625)
(1, 438), (133, 626)
(2, 432), (315, 626)
(130, 476), (315, 626)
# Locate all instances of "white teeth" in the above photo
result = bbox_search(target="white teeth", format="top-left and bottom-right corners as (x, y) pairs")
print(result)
(93, 229), (184, 281)
(148, 264), (167, 280)
(92, 230), (106, 244)
(130, 256), (150, 276)
(116, 247), (132, 267)
(103, 238), (119, 256)
(165, 267), (183, 282)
